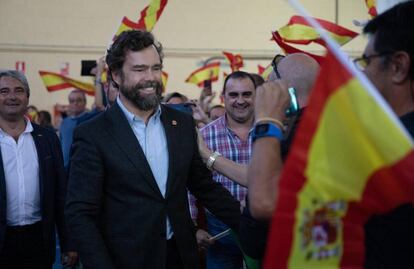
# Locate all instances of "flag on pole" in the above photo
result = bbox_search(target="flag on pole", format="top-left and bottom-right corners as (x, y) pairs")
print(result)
(258, 64), (273, 80)
(39, 71), (96, 96)
(365, 0), (378, 17)
(264, 8), (414, 269)
(113, 0), (168, 40)
(223, 51), (244, 72)
(185, 62), (220, 87)
(277, 15), (358, 46)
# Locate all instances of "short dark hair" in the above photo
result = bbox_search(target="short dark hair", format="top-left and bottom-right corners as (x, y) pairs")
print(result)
(222, 71), (256, 95)
(250, 73), (265, 87)
(106, 30), (164, 79)
(163, 92), (188, 103)
(363, 1), (414, 80)
(0, 70), (30, 97)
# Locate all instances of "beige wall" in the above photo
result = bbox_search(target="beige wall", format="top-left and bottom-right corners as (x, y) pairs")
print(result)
(0, 0), (369, 113)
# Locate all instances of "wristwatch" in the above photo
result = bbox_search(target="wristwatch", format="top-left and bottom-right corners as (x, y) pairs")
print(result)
(252, 122), (283, 142)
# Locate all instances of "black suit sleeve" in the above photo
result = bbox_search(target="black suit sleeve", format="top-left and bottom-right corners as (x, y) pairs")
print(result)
(186, 119), (241, 232)
(65, 126), (116, 269)
(50, 131), (75, 253)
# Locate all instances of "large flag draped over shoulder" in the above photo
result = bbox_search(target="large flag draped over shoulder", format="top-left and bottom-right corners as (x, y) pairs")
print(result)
(39, 71), (95, 96)
(264, 43), (414, 268)
(185, 62), (220, 87)
(113, 0), (168, 40)
(277, 15), (358, 46)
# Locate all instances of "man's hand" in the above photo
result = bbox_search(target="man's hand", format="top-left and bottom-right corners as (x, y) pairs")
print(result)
(255, 81), (291, 122)
(196, 128), (212, 163)
(61, 251), (79, 268)
(196, 229), (214, 251)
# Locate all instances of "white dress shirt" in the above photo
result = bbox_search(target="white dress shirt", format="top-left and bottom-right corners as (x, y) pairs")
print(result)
(0, 120), (41, 226)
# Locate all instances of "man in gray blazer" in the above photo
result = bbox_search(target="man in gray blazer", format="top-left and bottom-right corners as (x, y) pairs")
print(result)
(65, 30), (240, 269)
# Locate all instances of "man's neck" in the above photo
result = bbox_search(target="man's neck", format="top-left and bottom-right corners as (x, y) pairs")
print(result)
(0, 116), (27, 142)
(226, 114), (254, 141)
(119, 95), (155, 125)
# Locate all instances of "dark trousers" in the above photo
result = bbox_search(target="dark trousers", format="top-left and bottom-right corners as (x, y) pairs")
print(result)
(0, 222), (51, 269)
(166, 236), (184, 269)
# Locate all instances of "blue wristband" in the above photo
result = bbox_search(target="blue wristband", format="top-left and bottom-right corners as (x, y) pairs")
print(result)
(252, 122), (283, 142)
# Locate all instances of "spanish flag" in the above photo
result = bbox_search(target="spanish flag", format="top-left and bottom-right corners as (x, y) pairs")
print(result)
(39, 71), (95, 96)
(365, 0), (377, 17)
(113, 0), (168, 39)
(264, 39), (414, 269)
(277, 15), (358, 46)
(185, 62), (220, 87)
(272, 31), (325, 64)
(161, 71), (168, 92)
(258, 64), (273, 81)
(223, 51), (244, 72)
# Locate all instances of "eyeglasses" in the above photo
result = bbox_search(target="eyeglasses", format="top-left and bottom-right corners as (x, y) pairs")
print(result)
(353, 52), (394, 71)
(271, 54), (285, 79)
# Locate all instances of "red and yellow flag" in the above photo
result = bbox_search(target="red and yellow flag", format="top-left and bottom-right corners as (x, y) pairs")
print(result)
(264, 44), (414, 269)
(365, 0), (377, 17)
(39, 71), (95, 96)
(161, 71), (168, 92)
(222, 51), (244, 72)
(258, 64), (273, 81)
(277, 15), (358, 46)
(113, 0), (168, 40)
(185, 62), (220, 87)
(272, 31), (325, 64)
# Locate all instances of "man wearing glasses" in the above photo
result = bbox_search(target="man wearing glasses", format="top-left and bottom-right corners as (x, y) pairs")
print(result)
(248, 2), (414, 268)
(356, 2), (414, 268)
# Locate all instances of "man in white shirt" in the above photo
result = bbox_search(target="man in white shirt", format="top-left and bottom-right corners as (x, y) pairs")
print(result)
(0, 70), (77, 269)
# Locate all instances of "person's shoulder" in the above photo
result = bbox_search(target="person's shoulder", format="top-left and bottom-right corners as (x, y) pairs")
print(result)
(32, 123), (58, 140)
(201, 116), (224, 134)
(161, 104), (194, 122)
(74, 110), (107, 134)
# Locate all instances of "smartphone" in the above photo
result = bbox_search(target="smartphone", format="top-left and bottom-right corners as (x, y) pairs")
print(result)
(165, 103), (194, 115)
(285, 87), (299, 117)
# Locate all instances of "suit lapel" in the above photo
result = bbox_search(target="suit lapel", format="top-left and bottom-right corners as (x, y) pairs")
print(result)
(105, 103), (163, 198)
(31, 125), (45, 206)
(0, 145), (6, 219)
(161, 106), (180, 198)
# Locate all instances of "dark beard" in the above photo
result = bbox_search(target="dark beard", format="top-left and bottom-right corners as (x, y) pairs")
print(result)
(120, 80), (163, 111)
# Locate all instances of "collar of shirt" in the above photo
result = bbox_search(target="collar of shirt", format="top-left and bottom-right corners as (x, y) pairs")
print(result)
(116, 96), (162, 125)
(0, 117), (34, 139)
(215, 115), (254, 140)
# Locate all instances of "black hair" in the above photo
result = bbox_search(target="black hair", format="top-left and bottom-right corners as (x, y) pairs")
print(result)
(364, 1), (414, 80)
(222, 71), (257, 95)
(106, 30), (164, 84)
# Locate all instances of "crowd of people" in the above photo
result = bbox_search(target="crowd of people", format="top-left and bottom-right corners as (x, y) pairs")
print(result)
(0, 1), (413, 269)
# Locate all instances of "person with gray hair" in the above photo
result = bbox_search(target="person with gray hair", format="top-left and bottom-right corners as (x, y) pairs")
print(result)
(0, 70), (77, 268)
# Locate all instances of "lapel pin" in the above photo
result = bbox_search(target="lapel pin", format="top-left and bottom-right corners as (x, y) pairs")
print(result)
(172, 120), (177, 126)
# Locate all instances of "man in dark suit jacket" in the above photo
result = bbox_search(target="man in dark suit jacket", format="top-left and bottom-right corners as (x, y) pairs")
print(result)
(0, 70), (77, 269)
(65, 30), (240, 269)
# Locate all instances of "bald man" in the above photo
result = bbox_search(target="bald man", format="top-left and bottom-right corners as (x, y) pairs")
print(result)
(197, 53), (319, 263)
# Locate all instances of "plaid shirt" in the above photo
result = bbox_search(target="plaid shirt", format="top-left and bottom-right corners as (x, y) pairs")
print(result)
(189, 115), (253, 219)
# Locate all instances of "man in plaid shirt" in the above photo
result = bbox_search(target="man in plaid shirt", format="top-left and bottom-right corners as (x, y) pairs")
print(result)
(191, 71), (259, 269)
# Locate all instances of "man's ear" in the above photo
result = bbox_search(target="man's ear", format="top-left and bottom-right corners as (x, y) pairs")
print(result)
(391, 51), (411, 84)
(111, 71), (122, 88)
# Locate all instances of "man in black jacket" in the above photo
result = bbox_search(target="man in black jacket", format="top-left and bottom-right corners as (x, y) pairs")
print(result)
(0, 70), (77, 269)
